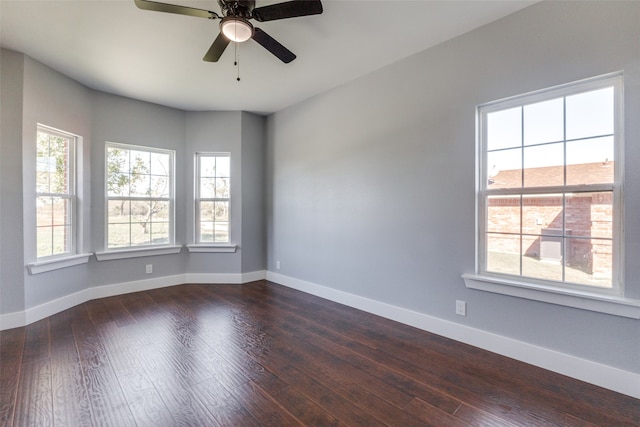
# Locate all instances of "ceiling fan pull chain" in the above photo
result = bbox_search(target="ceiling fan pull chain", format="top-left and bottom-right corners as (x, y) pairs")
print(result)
(235, 42), (241, 82)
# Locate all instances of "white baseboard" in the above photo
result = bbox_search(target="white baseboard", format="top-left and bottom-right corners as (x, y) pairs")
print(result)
(0, 271), (266, 330)
(185, 270), (266, 284)
(266, 271), (640, 400)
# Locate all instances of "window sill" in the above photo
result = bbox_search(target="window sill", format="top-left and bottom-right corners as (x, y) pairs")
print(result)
(27, 253), (92, 275)
(95, 245), (182, 261)
(186, 244), (237, 253)
(462, 273), (640, 319)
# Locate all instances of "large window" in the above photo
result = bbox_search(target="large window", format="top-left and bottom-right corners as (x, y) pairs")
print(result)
(476, 73), (622, 294)
(106, 143), (174, 249)
(36, 126), (76, 258)
(195, 153), (230, 243)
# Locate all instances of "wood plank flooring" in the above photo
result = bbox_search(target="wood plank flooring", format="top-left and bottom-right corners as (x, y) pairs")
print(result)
(1, 281), (638, 426)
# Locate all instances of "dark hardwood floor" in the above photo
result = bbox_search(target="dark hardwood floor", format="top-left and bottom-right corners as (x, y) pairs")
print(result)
(1, 281), (638, 426)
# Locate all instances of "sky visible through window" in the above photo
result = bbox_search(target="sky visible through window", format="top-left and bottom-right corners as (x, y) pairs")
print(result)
(486, 87), (614, 179)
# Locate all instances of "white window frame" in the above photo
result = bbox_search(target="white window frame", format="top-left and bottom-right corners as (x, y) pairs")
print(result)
(193, 152), (231, 246)
(464, 73), (640, 319)
(28, 125), (91, 274)
(35, 125), (77, 260)
(104, 142), (175, 251)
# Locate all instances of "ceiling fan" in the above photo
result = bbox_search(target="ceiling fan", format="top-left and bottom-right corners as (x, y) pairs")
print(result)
(134, 0), (323, 63)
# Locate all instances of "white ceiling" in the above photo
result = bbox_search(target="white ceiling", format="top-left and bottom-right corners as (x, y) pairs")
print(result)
(1, 0), (536, 114)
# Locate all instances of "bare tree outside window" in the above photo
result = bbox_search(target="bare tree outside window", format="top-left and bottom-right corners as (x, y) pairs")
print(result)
(106, 144), (174, 248)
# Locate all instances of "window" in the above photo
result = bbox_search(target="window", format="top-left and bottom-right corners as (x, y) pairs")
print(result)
(476, 73), (622, 295)
(195, 153), (230, 243)
(106, 143), (174, 249)
(36, 126), (76, 258)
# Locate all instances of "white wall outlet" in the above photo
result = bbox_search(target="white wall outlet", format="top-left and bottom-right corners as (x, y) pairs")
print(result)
(145, 264), (153, 274)
(456, 300), (467, 316)
(276, 260), (281, 270)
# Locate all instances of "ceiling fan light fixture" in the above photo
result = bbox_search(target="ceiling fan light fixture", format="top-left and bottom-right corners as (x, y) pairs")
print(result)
(221, 17), (253, 42)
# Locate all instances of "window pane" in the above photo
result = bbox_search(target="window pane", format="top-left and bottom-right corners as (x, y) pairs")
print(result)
(523, 97), (564, 146)
(200, 201), (214, 221)
(214, 223), (229, 243)
(150, 152), (170, 176)
(566, 87), (614, 140)
(565, 238), (612, 288)
(523, 143), (564, 187)
(487, 195), (520, 234)
(216, 157), (230, 177)
(52, 225), (70, 255)
(215, 177), (230, 198)
(151, 201), (170, 221)
(36, 132), (54, 194)
(107, 173), (131, 196)
(131, 200), (151, 222)
(566, 137), (614, 185)
(486, 233), (520, 275)
(150, 222), (169, 245)
(108, 223), (130, 248)
(37, 227), (53, 258)
(36, 171), (50, 193)
(201, 157), (216, 177)
(522, 194), (563, 238)
(132, 222), (152, 246)
(201, 178), (216, 198)
(51, 198), (70, 226)
(200, 221), (214, 242)
(565, 192), (612, 239)
(108, 200), (131, 223)
(36, 197), (52, 227)
(487, 148), (521, 189)
(107, 147), (129, 174)
(522, 233), (563, 282)
(487, 107), (521, 151)
(50, 136), (70, 193)
(214, 201), (229, 221)
(150, 175), (169, 198)
(130, 150), (151, 174)
(130, 173), (150, 197)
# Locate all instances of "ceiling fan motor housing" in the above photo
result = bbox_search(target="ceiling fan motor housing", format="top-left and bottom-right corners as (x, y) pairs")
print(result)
(218, 0), (255, 18)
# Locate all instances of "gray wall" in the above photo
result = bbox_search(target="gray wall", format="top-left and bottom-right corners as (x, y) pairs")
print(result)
(266, 1), (640, 373)
(89, 91), (188, 286)
(21, 56), (94, 308)
(184, 111), (243, 274)
(0, 50), (266, 314)
(0, 49), (26, 316)
(241, 112), (266, 273)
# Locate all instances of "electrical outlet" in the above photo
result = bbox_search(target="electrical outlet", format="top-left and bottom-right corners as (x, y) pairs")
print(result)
(146, 264), (153, 274)
(276, 260), (281, 270)
(456, 300), (467, 316)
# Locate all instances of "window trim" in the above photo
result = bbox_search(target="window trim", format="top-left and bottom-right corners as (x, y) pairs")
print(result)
(194, 152), (231, 245)
(462, 273), (640, 319)
(27, 253), (92, 275)
(467, 72), (634, 314)
(105, 142), (176, 250)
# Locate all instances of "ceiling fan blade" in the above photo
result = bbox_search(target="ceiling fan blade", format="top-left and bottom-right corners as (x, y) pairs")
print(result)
(203, 33), (230, 62)
(134, 0), (219, 19)
(253, 0), (323, 22)
(252, 28), (296, 63)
